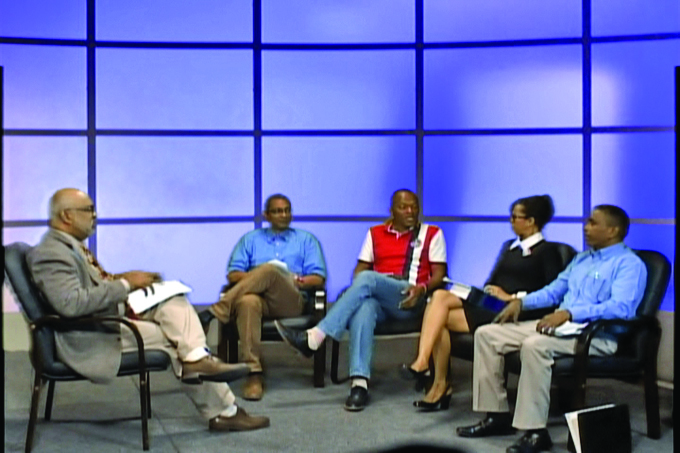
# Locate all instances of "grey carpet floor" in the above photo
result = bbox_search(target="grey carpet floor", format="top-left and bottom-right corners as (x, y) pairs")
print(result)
(4, 337), (674, 453)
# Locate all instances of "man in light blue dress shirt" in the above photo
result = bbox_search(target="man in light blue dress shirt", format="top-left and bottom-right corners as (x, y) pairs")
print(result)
(199, 194), (327, 400)
(457, 205), (647, 453)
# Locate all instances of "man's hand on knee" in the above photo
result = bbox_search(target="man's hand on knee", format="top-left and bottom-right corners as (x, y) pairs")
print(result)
(494, 298), (522, 324)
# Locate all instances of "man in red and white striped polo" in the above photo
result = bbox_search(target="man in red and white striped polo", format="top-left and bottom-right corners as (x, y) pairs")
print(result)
(276, 189), (448, 411)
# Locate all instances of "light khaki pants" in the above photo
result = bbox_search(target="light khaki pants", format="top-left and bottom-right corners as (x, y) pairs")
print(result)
(121, 295), (236, 420)
(472, 320), (617, 430)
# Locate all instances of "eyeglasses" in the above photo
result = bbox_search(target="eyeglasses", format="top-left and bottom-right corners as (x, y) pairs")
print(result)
(65, 205), (96, 214)
(510, 214), (527, 221)
(267, 207), (291, 215)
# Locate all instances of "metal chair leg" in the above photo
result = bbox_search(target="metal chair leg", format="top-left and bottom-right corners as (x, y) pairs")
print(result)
(44, 380), (55, 420)
(644, 368), (661, 439)
(330, 339), (346, 384)
(228, 326), (239, 363)
(313, 341), (326, 388)
(139, 371), (150, 450)
(146, 372), (152, 419)
(26, 373), (43, 453)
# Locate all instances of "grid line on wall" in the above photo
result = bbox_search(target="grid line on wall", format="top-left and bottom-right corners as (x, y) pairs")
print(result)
(1, 3), (678, 233)
(253, 0), (263, 228)
(582, 0), (593, 250)
(86, 0), (97, 254)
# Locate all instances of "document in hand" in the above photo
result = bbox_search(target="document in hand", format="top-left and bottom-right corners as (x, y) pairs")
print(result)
(553, 321), (589, 337)
(127, 280), (193, 314)
(448, 282), (472, 300)
(564, 403), (631, 453)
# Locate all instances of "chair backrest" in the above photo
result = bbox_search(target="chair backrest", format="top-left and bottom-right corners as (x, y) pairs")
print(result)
(4, 242), (59, 369)
(552, 241), (578, 269)
(615, 249), (671, 359)
(633, 250), (671, 318)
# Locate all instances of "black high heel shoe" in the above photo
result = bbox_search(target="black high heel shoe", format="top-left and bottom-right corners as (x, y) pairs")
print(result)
(398, 363), (428, 381)
(413, 386), (453, 412)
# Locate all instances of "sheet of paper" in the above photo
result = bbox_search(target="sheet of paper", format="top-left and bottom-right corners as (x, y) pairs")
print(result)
(448, 282), (472, 300)
(127, 280), (192, 314)
(553, 321), (589, 337)
(267, 259), (289, 272)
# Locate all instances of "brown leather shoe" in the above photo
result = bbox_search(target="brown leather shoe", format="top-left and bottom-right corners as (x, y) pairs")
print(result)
(242, 374), (264, 401)
(209, 407), (270, 432)
(181, 356), (250, 384)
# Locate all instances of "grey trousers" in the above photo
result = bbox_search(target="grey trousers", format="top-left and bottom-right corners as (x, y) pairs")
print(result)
(121, 295), (236, 420)
(472, 320), (617, 430)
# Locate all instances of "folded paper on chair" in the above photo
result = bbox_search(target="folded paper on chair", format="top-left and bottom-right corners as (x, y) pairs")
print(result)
(127, 280), (193, 314)
(565, 403), (631, 453)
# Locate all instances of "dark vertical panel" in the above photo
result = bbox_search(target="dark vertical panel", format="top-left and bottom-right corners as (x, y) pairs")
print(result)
(253, 0), (263, 227)
(415, 0), (424, 206)
(87, 0), (97, 253)
(582, 0), (592, 249)
(674, 65), (679, 378)
(1, 67), (4, 221)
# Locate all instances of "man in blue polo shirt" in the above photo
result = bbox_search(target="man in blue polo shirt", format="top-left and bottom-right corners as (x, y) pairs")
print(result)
(199, 194), (327, 400)
(457, 204), (647, 453)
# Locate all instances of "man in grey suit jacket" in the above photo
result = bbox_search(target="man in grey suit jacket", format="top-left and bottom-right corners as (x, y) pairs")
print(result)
(27, 188), (270, 432)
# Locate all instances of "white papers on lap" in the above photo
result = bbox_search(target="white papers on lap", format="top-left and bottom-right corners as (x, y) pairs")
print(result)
(267, 259), (289, 272)
(127, 280), (192, 314)
(553, 321), (589, 337)
(448, 282), (472, 301)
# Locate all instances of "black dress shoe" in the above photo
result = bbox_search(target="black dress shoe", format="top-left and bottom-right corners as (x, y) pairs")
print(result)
(344, 386), (369, 412)
(198, 309), (215, 333)
(457, 413), (515, 438)
(274, 320), (314, 358)
(506, 429), (553, 453)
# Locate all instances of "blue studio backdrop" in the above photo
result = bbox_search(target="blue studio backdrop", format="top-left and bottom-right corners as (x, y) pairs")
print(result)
(1, 0), (677, 312)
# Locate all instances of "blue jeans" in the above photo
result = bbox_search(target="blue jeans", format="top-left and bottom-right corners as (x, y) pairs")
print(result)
(318, 271), (422, 380)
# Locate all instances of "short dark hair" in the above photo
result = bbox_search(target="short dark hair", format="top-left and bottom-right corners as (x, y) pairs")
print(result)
(511, 195), (555, 230)
(264, 193), (291, 212)
(390, 189), (418, 208)
(594, 204), (630, 239)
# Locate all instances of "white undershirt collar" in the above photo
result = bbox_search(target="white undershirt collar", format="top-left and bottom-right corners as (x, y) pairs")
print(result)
(509, 231), (544, 256)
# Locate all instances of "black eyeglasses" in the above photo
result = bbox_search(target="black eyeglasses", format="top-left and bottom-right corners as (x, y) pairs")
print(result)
(268, 207), (291, 215)
(65, 205), (96, 214)
(510, 214), (527, 221)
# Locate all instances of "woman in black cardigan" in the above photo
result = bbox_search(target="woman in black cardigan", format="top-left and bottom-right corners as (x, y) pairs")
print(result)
(400, 195), (565, 410)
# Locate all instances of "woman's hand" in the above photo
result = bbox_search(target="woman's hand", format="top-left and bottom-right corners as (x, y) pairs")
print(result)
(483, 285), (512, 302)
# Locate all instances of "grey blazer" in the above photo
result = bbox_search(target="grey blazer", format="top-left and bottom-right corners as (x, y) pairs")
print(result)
(27, 229), (129, 383)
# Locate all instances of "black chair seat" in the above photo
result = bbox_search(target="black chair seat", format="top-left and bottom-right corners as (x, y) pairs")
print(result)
(38, 350), (171, 381)
(374, 317), (424, 335)
(450, 333), (475, 362)
(262, 316), (317, 334)
(120, 351), (173, 374)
